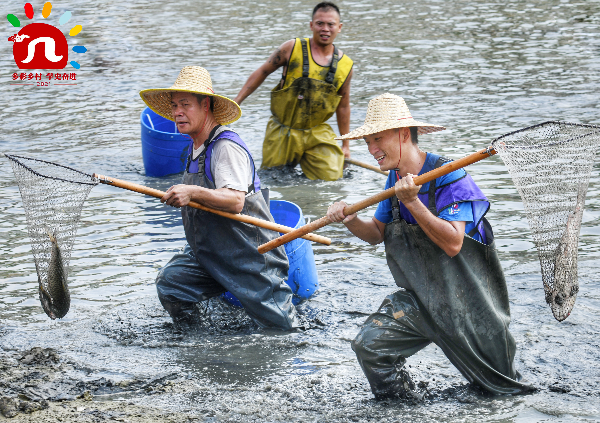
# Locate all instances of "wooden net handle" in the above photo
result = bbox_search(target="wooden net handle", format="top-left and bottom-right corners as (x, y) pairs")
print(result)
(258, 147), (497, 254)
(93, 174), (332, 246)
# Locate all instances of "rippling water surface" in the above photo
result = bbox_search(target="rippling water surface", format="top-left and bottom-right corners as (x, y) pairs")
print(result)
(1, 0), (600, 421)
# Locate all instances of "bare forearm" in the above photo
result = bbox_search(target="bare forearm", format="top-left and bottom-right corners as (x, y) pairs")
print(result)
(235, 42), (292, 105)
(190, 186), (245, 214)
(343, 216), (384, 245)
(336, 72), (352, 157)
(336, 102), (350, 136)
(327, 202), (383, 244)
(336, 103), (351, 152)
(404, 199), (464, 257)
(234, 68), (270, 105)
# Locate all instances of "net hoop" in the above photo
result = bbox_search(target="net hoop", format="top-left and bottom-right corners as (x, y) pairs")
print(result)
(492, 121), (600, 150)
(5, 154), (98, 186)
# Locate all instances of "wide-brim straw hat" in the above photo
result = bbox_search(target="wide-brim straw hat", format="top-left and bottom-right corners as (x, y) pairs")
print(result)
(336, 93), (445, 140)
(140, 66), (241, 125)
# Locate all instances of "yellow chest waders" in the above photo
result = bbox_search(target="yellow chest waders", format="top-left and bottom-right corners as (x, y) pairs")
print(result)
(262, 38), (353, 181)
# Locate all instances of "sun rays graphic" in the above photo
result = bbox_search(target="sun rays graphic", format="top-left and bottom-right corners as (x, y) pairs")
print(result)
(7, 2), (86, 69)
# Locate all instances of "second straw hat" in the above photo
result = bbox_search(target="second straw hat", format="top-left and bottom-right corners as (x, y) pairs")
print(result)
(336, 93), (445, 140)
(140, 66), (242, 125)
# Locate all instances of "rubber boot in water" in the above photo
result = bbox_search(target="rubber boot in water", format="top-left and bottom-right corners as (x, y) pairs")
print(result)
(159, 295), (199, 326)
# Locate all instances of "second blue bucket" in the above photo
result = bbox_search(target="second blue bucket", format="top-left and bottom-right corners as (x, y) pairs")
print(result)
(222, 200), (319, 307)
(141, 107), (190, 177)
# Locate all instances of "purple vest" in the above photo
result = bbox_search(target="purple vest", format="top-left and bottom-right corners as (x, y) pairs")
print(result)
(391, 155), (492, 243)
(186, 128), (261, 193)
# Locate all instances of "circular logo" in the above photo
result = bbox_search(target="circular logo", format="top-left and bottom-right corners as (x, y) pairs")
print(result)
(12, 23), (68, 69)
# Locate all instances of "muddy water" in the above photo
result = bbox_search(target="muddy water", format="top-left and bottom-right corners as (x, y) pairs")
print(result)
(1, 0), (600, 421)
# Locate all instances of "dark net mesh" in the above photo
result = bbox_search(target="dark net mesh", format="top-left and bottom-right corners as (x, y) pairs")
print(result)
(492, 122), (600, 321)
(6, 154), (98, 319)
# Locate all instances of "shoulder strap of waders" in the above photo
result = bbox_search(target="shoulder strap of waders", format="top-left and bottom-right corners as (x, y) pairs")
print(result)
(391, 170), (401, 221)
(205, 128), (260, 194)
(427, 156), (452, 217)
(185, 126), (221, 173)
(301, 38), (309, 78)
(467, 221), (479, 237)
(390, 167), (439, 220)
(279, 38), (299, 88)
(427, 170), (438, 217)
(324, 45), (340, 85)
(390, 156), (450, 220)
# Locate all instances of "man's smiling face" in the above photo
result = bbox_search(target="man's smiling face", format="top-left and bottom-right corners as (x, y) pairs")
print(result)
(364, 128), (402, 171)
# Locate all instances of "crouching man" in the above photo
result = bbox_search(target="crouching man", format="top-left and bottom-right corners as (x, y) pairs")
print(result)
(327, 93), (533, 399)
(140, 66), (298, 330)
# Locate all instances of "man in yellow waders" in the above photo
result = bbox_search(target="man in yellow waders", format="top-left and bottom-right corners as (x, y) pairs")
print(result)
(234, 2), (353, 181)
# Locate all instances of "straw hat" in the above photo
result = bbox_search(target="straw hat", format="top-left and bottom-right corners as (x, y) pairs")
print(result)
(336, 93), (445, 140)
(140, 66), (241, 125)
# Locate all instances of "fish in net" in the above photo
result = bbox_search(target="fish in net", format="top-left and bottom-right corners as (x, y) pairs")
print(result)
(6, 154), (98, 319)
(492, 121), (600, 321)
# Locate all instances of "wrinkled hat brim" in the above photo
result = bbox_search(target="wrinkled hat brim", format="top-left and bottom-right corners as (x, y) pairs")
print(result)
(336, 118), (446, 141)
(140, 88), (242, 125)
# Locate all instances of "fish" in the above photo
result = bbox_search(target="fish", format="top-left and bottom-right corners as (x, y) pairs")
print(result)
(38, 231), (70, 319)
(546, 183), (586, 321)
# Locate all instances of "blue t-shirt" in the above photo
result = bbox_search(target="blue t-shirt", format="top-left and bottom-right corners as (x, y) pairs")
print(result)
(374, 153), (488, 243)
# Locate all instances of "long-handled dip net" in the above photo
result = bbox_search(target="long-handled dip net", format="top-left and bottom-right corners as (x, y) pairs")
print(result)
(257, 121), (600, 322)
(492, 122), (600, 321)
(4, 154), (331, 320)
(7, 155), (99, 319)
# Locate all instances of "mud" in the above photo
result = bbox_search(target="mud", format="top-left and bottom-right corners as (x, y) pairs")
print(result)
(0, 342), (507, 422)
(0, 346), (188, 421)
(2, 272), (599, 422)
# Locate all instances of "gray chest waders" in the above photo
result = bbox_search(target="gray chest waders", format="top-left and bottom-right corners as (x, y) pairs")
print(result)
(352, 159), (533, 396)
(156, 128), (298, 330)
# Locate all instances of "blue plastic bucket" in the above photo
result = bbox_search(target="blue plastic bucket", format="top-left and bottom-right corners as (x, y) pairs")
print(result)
(140, 107), (190, 177)
(222, 200), (319, 307)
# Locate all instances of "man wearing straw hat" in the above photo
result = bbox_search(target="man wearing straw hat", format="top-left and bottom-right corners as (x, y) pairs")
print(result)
(327, 93), (532, 399)
(234, 2), (353, 181)
(140, 66), (298, 330)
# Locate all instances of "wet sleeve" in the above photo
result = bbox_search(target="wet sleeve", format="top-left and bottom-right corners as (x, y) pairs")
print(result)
(438, 201), (474, 223)
(437, 201), (488, 242)
(211, 140), (253, 192)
